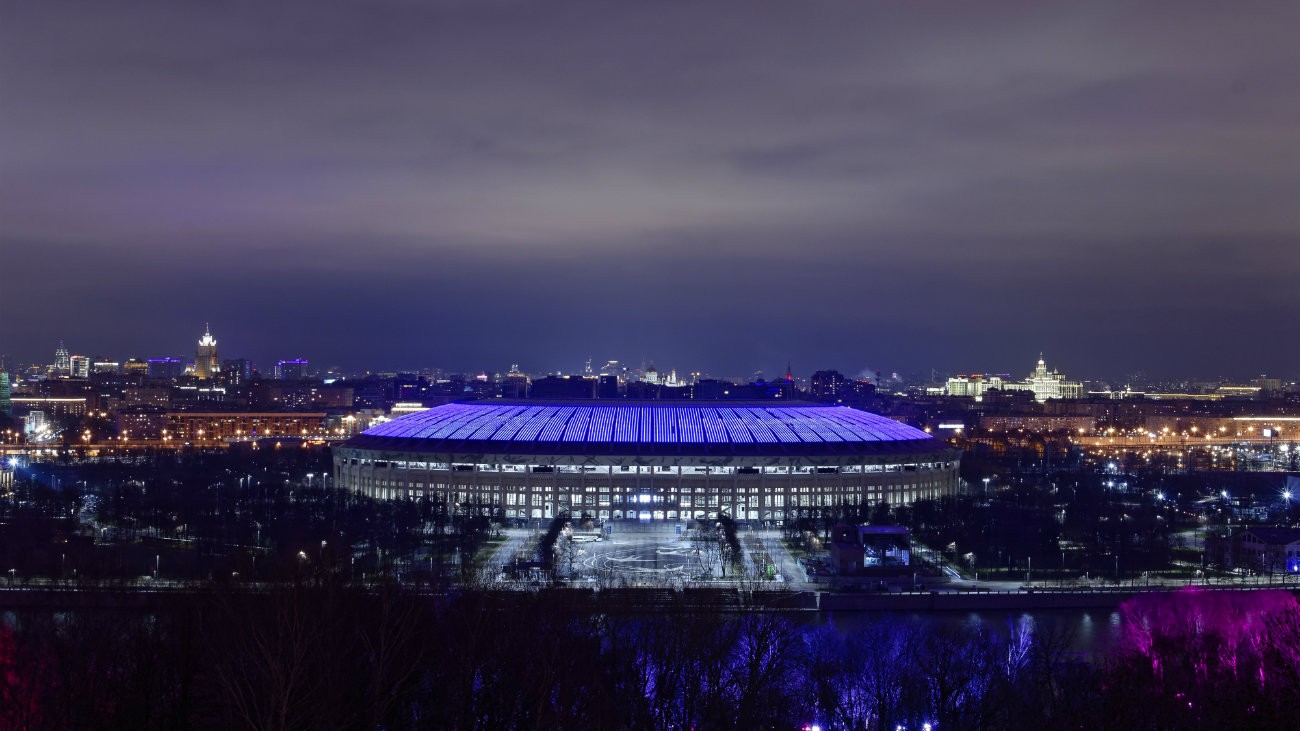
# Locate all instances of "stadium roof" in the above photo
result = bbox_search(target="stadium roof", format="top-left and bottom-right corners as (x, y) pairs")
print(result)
(346, 401), (948, 458)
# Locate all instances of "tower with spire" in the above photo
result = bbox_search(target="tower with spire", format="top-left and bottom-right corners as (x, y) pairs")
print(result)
(195, 324), (220, 380)
(53, 340), (70, 376)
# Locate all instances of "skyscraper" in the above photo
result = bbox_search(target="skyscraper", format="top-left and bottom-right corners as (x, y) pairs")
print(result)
(274, 358), (308, 381)
(53, 340), (70, 376)
(195, 324), (219, 380)
(0, 370), (11, 417)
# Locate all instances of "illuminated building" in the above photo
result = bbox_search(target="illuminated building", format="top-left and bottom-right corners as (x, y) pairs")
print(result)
(124, 385), (171, 408)
(115, 410), (328, 442)
(335, 401), (961, 522)
(148, 357), (185, 380)
(979, 414), (1095, 432)
(10, 397), (87, 418)
(1016, 355), (1083, 401)
(945, 374), (1007, 399)
(946, 356), (1082, 402)
(390, 402), (430, 416)
(0, 371), (10, 416)
(69, 355), (90, 379)
(810, 370), (848, 401)
(1251, 376), (1283, 394)
(502, 365), (529, 399)
(53, 340), (70, 376)
(251, 380), (353, 410)
(220, 358), (252, 387)
(24, 410), (48, 436)
(195, 325), (219, 381)
(274, 358), (308, 381)
(829, 524), (911, 573)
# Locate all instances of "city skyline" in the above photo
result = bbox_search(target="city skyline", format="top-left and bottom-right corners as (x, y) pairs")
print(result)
(3, 2), (1298, 381)
(3, 4), (1300, 727)
(1, 328), (1293, 389)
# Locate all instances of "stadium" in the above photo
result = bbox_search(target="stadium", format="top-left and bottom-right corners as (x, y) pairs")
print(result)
(333, 401), (961, 522)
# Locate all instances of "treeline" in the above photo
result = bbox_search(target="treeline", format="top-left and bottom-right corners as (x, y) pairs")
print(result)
(2, 587), (1299, 730)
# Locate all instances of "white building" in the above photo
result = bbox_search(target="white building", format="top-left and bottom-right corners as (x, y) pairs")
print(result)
(1011, 355), (1083, 402)
(944, 374), (1007, 400)
(946, 355), (1082, 402)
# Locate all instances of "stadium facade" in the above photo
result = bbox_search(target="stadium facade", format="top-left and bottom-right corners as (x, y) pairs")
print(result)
(333, 401), (961, 522)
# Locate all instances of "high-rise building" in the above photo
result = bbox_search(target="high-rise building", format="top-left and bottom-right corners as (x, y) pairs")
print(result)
(53, 340), (70, 376)
(502, 364), (529, 398)
(195, 325), (219, 380)
(0, 370), (11, 417)
(274, 358), (309, 381)
(148, 357), (185, 380)
(220, 358), (252, 387)
(69, 355), (91, 379)
(24, 410), (48, 436)
(810, 370), (848, 401)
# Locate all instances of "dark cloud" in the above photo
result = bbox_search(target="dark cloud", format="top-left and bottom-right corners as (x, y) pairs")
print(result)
(2, 1), (1297, 380)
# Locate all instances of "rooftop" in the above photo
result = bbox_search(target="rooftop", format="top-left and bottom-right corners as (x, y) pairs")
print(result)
(347, 400), (947, 458)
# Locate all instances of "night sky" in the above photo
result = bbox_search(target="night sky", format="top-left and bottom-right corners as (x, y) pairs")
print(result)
(3, 1), (1297, 381)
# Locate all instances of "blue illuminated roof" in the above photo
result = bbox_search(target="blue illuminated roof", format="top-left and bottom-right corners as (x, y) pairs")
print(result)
(348, 401), (943, 457)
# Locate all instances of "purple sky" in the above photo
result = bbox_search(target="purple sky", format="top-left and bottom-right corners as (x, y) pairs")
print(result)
(3, 1), (1298, 381)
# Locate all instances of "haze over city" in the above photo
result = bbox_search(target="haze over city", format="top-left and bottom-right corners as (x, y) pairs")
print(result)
(3, 1), (1298, 380)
